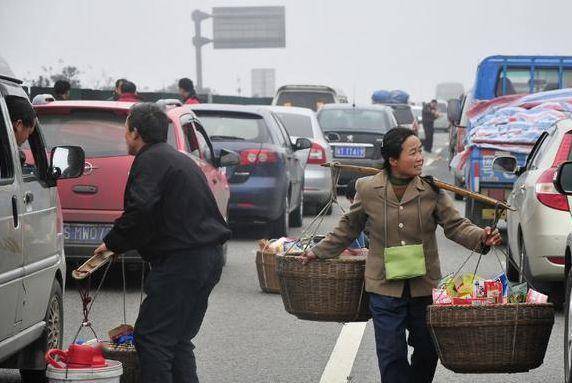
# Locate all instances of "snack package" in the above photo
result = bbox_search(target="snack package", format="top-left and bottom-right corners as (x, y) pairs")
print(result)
(432, 288), (452, 305)
(452, 297), (472, 305)
(495, 273), (509, 297)
(454, 273), (482, 297)
(526, 289), (548, 304)
(439, 275), (457, 298)
(507, 282), (528, 303)
(471, 297), (494, 306)
(484, 281), (503, 304)
(474, 280), (486, 298)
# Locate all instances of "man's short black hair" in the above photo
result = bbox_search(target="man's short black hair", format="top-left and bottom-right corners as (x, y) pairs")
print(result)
(115, 78), (127, 88)
(121, 80), (137, 94)
(127, 103), (168, 144)
(54, 80), (71, 96)
(5, 96), (36, 127)
(178, 77), (196, 97)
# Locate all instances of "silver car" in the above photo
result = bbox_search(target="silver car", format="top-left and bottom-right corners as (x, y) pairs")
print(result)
(0, 75), (84, 381)
(500, 119), (572, 304)
(269, 106), (334, 215)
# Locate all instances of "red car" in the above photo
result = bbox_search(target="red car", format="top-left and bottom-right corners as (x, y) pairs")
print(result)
(34, 101), (235, 263)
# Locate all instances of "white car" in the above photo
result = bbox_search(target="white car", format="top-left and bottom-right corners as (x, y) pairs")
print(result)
(434, 100), (449, 130)
(498, 119), (572, 304)
(268, 106), (334, 215)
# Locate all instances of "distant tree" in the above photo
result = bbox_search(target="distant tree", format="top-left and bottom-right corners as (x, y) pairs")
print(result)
(50, 66), (81, 87)
(158, 79), (179, 93)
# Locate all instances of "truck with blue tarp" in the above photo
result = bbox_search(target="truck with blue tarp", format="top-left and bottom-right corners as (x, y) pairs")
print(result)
(448, 55), (572, 226)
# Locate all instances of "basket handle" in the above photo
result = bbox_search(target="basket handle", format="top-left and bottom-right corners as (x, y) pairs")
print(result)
(45, 349), (67, 369)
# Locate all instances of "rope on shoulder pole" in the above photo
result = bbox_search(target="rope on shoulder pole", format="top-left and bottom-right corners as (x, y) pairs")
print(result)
(321, 162), (515, 212)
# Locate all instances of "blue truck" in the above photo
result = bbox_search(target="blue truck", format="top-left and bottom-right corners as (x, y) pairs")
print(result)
(450, 55), (572, 226)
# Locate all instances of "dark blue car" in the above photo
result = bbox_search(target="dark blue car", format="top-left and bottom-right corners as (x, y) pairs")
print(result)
(190, 104), (311, 238)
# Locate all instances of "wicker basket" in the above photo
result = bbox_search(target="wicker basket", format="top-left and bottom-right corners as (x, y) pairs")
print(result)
(427, 303), (554, 373)
(102, 343), (139, 383)
(276, 254), (370, 322)
(255, 251), (281, 294)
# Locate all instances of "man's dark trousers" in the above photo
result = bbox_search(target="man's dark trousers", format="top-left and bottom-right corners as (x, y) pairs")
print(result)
(134, 245), (224, 383)
(423, 122), (434, 152)
(369, 291), (438, 383)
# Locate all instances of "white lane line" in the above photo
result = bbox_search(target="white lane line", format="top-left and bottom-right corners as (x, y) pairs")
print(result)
(319, 322), (367, 383)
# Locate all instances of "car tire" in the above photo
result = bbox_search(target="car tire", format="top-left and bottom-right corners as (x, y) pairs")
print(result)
(269, 196), (289, 238)
(506, 246), (520, 282)
(20, 279), (63, 383)
(290, 191), (303, 228)
(565, 270), (572, 383)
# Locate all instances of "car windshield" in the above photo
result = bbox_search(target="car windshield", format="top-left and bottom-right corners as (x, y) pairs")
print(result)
(276, 91), (335, 111)
(318, 108), (393, 132)
(38, 111), (129, 158)
(276, 113), (313, 137)
(196, 112), (269, 143)
(391, 106), (414, 124)
(38, 110), (177, 158)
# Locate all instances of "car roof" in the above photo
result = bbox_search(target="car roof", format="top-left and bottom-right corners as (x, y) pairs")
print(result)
(34, 100), (135, 111)
(264, 105), (316, 116)
(276, 84), (337, 92)
(318, 103), (392, 112)
(188, 103), (272, 117)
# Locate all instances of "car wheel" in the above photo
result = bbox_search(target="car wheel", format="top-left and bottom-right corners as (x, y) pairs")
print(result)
(269, 196), (289, 238)
(20, 279), (63, 383)
(565, 270), (572, 383)
(290, 191), (304, 228)
(506, 246), (520, 282)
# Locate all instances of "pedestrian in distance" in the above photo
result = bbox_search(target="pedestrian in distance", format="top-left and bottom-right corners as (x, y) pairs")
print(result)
(116, 80), (141, 102)
(53, 79), (71, 101)
(178, 78), (200, 105)
(421, 100), (439, 153)
(93, 103), (231, 383)
(107, 78), (127, 101)
(300, 127), (501, 383)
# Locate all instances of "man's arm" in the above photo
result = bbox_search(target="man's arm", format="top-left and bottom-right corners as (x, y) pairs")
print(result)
(103, 158), (164, 254)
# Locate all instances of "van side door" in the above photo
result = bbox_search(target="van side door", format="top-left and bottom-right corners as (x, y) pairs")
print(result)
(0, 96), (24, 341)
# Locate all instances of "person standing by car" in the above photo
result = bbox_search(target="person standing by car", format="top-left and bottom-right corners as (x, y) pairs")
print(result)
(107, 78), (127, 101)
(93, 103), (231, 383)
(116, 80), (141, 102)
(300, 127), (501, 383)
(178, 77), (200, 105)
(6, 96), (36, 147)
(421, 100), (439, 152)
(53, 79), (71, 101)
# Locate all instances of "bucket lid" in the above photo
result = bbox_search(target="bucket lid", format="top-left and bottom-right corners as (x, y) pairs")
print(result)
(46, 359), (123, 380)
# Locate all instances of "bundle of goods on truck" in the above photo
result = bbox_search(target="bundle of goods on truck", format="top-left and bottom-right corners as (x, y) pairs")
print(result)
(371, 89), (410, 104)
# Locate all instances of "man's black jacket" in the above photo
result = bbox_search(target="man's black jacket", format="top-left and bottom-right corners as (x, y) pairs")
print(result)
(104, 142), (231, 261)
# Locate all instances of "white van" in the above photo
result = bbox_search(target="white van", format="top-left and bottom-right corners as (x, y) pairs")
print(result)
(272, 85), (347, 112)
(0, 74), (84, 381)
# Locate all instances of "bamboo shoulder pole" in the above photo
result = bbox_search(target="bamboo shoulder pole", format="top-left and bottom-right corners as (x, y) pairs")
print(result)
(321, 162), (514, 211)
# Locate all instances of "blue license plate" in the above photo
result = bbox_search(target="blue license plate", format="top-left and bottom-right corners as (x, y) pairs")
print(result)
(64, 224), (113, 244)
(334, 146), (366, 158)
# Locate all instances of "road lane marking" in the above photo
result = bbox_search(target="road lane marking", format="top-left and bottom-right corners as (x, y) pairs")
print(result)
(319, 322), (367, 383)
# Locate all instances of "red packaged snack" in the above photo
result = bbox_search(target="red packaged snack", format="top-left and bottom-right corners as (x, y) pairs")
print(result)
(526, 289), (548, 304)
(470, 298), (493, 306)
(484, 281), (503, 304)
(452, 297), (472, 305)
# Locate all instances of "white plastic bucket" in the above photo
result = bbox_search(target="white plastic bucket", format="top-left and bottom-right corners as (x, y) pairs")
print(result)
(46, 359), (123, 383)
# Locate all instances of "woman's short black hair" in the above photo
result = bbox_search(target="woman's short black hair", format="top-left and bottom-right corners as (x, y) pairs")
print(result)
(127, 103), (169, 144)
(178, 78), (196, 97)
(120, 80), (137, 94)
(5, 96), (36, 127)
(53, 80), (71, 96)
(381, 127), (417, 170)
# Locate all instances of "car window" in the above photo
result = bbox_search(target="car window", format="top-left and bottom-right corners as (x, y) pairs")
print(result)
(272, 113), (293, 149)
(276, 91), (335, 111)
(563, 70), (572, 88)
(391, 106), (414, 125)
(526, 131), (551, 171)
(532, 68), (559, 92)
(0, 101), (14, 181)
(530, 127), (561, 169)
(195, 112), (269, 143)
(318, 108), (393, 132)
(193, 121), (215, 163)
(276, 113), (313, 138)
(497, 67), (560, 96)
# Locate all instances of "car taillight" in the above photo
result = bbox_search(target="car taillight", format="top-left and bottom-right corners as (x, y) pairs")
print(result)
(240, 149), (278, 165)
(547, 257), (565, 265)
(307, 142), (327, 165)
(535, 167), (570, 211)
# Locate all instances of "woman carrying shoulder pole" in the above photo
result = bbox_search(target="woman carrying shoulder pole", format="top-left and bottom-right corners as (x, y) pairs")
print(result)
(300, 127), (501, 383)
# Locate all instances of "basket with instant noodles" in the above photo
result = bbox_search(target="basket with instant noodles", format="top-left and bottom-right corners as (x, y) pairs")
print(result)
(101, 325), (139, 383)
(427, 272), (554, 373)
(272, 236), (370, 322)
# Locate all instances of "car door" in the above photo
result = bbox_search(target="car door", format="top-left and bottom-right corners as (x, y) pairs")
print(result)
(272, 114), (302, 208)
(0, 96), (24, 341)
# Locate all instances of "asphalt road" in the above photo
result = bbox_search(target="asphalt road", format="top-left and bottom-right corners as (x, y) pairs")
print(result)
(0, 132), (565, 382)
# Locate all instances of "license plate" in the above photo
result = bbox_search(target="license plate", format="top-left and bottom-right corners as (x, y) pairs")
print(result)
(64, 224), (113, 244)
(334, 146), (366, 158)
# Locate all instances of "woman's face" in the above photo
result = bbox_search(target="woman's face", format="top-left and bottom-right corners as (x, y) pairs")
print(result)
(389, 135), (424, 178)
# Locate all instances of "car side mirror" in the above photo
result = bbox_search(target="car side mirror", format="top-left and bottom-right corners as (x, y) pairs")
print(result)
(492, 156), (518, 173)
(293, 137), (312, 151)
(218, 148), (240, 167)
(50, 146), (85, 180)
(447, 98), (462, 125)
(554, 161), (572, 195)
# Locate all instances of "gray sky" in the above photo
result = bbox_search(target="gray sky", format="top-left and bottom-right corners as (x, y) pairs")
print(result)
(2, 0), (571, 102)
